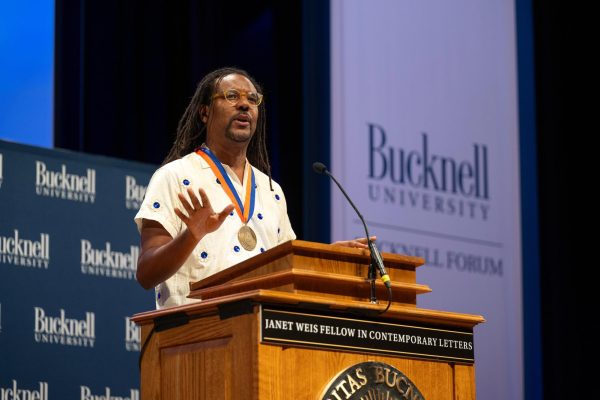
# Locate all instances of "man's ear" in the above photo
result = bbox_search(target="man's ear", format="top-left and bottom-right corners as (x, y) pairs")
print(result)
(200, 106), (209, 123)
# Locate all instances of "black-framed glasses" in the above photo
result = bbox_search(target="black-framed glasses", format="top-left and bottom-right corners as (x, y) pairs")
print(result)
(212, 89), (263, 106)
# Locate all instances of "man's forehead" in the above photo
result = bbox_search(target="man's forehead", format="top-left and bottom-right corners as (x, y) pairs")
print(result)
(217, 74), (256, 91)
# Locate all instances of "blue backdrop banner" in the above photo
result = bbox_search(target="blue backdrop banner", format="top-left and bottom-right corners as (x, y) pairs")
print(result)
(0, 139), (155, 399)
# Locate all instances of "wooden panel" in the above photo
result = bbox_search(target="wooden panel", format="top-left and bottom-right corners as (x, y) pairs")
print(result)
(292, 253), (416, 284)
(140, 324), (162, 400)
(161, 337), (233, 400)
(139, 310), (259, 400)
(388, 357), (454, 400)
(294, 253), (417, 284)
(257, 344), (457, 399)
(453, 363), (476, 400)
(258, 344), (359, 399)
(191, 240), (424, 291)
(189, 268), (431, 306)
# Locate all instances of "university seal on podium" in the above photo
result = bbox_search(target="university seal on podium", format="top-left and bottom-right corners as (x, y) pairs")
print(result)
(320, 362), (425, 400)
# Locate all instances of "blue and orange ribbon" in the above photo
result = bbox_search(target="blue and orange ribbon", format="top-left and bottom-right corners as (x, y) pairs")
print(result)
(196, 147), (255, 223)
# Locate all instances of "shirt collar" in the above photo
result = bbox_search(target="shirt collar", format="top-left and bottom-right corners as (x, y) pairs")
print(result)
(196, 143), (254, 187)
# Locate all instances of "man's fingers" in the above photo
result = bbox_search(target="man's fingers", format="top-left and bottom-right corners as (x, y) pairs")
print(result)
(354, 236), (376, 244)
(187, 188), (202, 210)
(331, 239), (369, 249)
(198, 188), (212, 210)
(177, 192), (194, 213)
(174, 207), (188, 222)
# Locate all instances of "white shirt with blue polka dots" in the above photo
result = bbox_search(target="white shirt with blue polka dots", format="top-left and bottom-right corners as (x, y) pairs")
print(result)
(134, 151), (296, 309)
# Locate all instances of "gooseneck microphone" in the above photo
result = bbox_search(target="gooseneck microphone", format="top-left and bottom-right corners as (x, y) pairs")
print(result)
(312, 162), (391, 291)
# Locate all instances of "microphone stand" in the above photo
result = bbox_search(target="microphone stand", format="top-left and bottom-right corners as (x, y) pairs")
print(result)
(368, 255), (378, 304)
(328, 173), (378, 303)
(313, 162), (387, 305)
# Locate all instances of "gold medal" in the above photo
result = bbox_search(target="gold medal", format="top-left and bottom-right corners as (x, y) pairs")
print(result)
(238, 225), (257, 251)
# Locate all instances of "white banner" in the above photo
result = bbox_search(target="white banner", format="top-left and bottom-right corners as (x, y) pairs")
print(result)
(331, 1), (522, 399)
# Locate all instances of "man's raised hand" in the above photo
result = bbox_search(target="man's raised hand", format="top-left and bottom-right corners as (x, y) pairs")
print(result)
(174, 188), (235, 241)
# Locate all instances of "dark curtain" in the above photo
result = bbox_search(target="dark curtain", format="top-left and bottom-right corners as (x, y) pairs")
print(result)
(54, 0), (304, 234)
(533, 2), (583, 398)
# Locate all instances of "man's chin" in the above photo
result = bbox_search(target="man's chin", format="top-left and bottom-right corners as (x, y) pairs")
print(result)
(226, 130), (253, 143)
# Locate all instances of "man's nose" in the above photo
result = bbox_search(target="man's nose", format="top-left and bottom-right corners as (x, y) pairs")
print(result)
(236, 98), (250, 110)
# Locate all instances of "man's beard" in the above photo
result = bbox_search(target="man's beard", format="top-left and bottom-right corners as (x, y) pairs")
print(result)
(225, 121), (254, 143)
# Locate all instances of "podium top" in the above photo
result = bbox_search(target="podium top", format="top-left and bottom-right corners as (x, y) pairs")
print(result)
(190, 240), (425, 291)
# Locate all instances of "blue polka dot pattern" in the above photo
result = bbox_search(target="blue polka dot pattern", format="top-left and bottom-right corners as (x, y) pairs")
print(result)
(277, 228), (281, 234)
(275, 194), (280, 200)
(157, 292), (161, 299)
(216, 178), (221, 184)
(257, 213), (263, 220)
(201, 251), (208, 259)
(230, 211), (234, 216)
(153, 202), (160, 209)
(183, 179), (190, 186)
(234, 245), (240, 252)
(260, 248), (265, 253)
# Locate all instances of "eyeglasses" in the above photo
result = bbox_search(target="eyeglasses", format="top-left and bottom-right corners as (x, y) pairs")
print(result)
(212, 89), (263, 106)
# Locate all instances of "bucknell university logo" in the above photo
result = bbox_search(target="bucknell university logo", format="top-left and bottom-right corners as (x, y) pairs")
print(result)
(35, 161), (96, 203)
(80, 239), (138, 280)
(34, 307), (96, 348)
(0, 230), (50, 269)
(1, 380), (49, 400)
(321, 362), (425, 400)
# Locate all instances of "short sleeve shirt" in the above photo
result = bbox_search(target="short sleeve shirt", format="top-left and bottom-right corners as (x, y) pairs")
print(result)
(134, 152), (296, 309)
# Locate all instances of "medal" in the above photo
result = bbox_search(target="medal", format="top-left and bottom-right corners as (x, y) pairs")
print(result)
(238, 225), (257, 251)
(197, 148), (258, 251)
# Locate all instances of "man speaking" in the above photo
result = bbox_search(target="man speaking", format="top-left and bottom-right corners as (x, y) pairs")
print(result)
(135, 67), (368, 309)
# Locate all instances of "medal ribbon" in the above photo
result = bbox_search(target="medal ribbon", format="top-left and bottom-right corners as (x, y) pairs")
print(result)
(196, 148), (255, 223)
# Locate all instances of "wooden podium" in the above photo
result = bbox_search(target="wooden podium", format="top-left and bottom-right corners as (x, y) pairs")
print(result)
(132, 240), (484, 399)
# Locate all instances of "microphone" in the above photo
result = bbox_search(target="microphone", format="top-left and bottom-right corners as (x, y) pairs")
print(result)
(312, 162), (391, 289)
